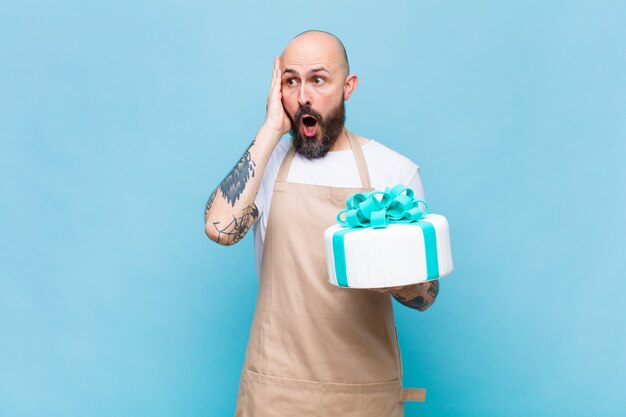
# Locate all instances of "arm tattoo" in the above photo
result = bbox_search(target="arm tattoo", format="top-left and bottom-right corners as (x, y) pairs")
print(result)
(204, 139), (260, 243)
(204, 188), (217, 222)
(219, 139), (256, 207)
(393, 280), (440, 312)
(210, 203), (259, 245)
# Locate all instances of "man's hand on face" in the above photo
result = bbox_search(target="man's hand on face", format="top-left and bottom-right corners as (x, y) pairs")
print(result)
(264, 56), (291, 137)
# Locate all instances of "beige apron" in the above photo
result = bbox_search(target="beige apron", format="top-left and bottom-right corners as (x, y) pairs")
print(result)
(235, 133), (425, 417)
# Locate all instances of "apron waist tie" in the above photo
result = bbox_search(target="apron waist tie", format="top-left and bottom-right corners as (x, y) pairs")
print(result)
(398, 388), (426, 403)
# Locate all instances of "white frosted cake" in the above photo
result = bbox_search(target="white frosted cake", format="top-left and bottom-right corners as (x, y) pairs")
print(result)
(324, 185), (453, 288)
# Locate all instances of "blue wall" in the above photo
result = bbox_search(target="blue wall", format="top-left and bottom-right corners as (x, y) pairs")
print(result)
(1, 1), (624, 416)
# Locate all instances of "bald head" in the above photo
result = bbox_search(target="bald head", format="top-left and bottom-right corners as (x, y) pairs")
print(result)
(281, 30), (350, 78)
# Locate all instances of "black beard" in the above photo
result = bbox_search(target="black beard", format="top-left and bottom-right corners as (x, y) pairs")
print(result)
(288, 101), (346, 159)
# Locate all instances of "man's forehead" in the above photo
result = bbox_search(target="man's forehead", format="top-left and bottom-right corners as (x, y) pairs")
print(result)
(280, 33), (347, 74)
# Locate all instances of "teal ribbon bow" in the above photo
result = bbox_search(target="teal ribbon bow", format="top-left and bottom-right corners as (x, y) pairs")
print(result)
(336, 184), (428, 229)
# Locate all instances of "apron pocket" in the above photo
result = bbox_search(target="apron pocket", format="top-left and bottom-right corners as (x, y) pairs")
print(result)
(241, 369), (404, 417)
(319, 378), (404, 417)
(241, 370), (323, 417)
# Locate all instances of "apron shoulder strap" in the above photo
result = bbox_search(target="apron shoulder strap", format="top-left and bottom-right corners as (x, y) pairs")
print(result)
(276, 144), (296, 183)
(346, 131), (372, 189)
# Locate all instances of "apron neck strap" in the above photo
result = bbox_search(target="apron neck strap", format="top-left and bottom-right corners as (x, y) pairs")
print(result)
(347, 130), (372, 189)
(276, 143), (296, 183)
(276, 130), (372, 189)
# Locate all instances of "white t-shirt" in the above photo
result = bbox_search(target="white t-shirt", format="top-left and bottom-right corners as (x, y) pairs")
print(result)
(252, 137), (425, 279)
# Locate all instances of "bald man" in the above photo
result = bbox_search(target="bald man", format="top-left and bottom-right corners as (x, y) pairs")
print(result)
(205, 31), (435, 416)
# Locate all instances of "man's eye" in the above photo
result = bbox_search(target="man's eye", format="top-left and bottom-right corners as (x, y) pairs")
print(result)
(314, 76), (325, 84)
(285, 79), (297, 86)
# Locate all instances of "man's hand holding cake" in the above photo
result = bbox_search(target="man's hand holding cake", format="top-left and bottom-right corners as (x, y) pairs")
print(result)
(372, 281), (441, 311)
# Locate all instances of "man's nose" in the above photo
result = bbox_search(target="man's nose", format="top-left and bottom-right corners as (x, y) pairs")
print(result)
(297, 85), (311, 107)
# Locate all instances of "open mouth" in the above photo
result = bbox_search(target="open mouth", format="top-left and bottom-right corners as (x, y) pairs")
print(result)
(301, 115), (318, 137)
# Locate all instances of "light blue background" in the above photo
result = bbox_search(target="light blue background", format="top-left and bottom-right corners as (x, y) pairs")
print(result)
(2, 1), (625, 416)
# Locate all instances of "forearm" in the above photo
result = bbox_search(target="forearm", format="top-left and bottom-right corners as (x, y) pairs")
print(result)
(390, 280), (439, 312)
(204, 124), (281, 245)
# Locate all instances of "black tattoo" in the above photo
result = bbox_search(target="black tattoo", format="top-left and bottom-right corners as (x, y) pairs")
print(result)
(395, 295), (426, 310)
(393, 280), (439, 312)
(204, 189), (217, 221)
(219, 140), (256, 207)
(427, 280), (440, 298)
(211, 203), (259, 245)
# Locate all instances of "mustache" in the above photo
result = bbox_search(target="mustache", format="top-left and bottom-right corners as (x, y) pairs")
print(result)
(294, 105), (322, 124)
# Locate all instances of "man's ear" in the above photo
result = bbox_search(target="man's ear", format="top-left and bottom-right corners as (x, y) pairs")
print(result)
(343, 74), (359, 101)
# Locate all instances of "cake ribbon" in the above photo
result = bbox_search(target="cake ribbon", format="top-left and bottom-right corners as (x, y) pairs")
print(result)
(331, 184), (439, 287)
(336, 184), (428, 229)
